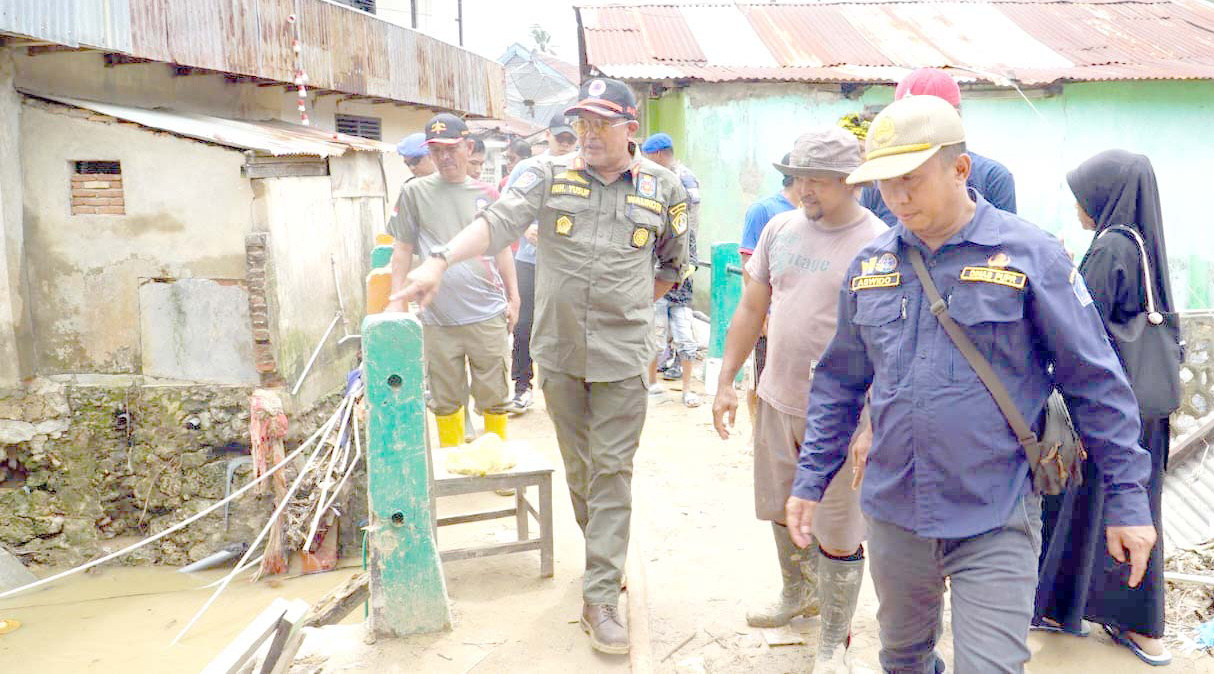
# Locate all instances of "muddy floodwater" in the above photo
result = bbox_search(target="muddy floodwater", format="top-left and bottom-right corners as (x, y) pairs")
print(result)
(0, 558), (363, 672)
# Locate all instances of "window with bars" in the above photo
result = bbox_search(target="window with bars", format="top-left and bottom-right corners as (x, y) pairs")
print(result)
(335, 114), (382, 141)
(336, 0), (375, 14)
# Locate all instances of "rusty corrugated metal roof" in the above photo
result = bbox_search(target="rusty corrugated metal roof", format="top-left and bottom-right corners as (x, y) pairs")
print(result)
(577, 0), (1214, 85)
(1, 0), (505, 117)
(27, 92), (393, 157)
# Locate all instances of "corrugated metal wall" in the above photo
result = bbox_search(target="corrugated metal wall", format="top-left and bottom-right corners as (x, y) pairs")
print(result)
(0, 0), (503, 116)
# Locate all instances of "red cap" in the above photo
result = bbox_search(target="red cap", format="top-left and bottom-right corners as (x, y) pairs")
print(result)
(895, 68), (961, 108)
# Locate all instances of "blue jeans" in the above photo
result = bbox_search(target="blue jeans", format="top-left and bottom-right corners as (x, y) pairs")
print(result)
(654, 298), (697, 362)
(867, 495), (1043, 673)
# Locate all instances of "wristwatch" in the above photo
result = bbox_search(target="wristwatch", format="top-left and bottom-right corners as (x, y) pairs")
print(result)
(428, 244), (452, 264)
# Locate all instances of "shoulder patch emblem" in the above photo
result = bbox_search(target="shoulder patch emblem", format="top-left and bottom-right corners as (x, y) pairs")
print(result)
(959, 266), (1027, 290)
(638, 173), (657, 199)
(987, 251), (1011, 268)
(1071, 268), (1093, 306)
(669, 202), (688, 235)
(513, 170), (541, 193)
(555, 214), (573, 237)
(851, 273), (901, 291)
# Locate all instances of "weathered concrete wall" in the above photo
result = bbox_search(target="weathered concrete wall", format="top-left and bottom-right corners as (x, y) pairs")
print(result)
(661, 79), (1214, 311)
(20, 97), (254, 375)
(1175, 312), (1214, 440)
(13, 48), (431, 219)
(0, 378), (365, 567)
(0, 52), (34, 387)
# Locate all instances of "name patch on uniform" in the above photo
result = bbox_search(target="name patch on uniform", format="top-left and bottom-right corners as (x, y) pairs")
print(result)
(556, 170), (588, 185)
(631, 227), (651, 248)
(851, 273), (901, 291)
(669, 202), (688, 235)
(625, 194), (663, 215)
(550, 182), (591, 198)
(638, 173), (657, 198)
(960, 266), (1027, 290)
(555, 214), (573, 237)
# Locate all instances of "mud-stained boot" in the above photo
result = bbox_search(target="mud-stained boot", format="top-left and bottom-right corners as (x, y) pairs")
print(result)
(746, 523), (819, 628)
(812, 546), (866, 674)
(581, 603), (629, 655)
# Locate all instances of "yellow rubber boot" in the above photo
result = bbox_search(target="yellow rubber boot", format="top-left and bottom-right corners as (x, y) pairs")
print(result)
(484, 412), (508, 440)
(435, 408), (465, 448)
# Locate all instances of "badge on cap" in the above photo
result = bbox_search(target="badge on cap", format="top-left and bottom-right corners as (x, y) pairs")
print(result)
(588, 79), (607, 97)
(430, 120), (447, 134)
(555, 214), (573, 237)
(631, 227), (651, 248)
(870, 117), (896, 147)
(874, 253), (898, 273)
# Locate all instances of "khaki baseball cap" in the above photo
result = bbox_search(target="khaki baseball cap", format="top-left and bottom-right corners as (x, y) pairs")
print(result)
(773, 126), (862, 177)
(846, 95), (966, 185)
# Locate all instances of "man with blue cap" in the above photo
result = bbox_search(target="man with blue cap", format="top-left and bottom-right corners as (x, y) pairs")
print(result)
(642, 132), (701, 406)
(396, 131), (435, 180)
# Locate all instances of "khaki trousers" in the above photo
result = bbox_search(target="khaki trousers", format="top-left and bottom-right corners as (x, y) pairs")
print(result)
(422, 314), (510, 416)
(540, 369), (647, 605)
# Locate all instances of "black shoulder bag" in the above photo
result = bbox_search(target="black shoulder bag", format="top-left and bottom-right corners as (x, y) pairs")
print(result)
(1097, 225), (1183, 420)
(906, 247), (1084, 495)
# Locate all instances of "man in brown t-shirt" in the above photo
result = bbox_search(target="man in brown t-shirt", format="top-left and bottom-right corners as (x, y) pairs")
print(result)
(713, 127), (884, 672)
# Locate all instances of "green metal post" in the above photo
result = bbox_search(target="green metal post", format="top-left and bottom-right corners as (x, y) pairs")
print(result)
(370, 244), (394, 270)
(362, 312), (450, 636)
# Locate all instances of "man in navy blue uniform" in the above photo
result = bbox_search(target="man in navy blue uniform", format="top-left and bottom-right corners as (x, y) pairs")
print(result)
(860, 67), (1017, 227)
(786, 94), (1156, 672)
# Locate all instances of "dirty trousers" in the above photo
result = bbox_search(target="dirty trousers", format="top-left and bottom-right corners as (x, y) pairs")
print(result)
(753, 399), (865, 552)
(539, 369), (647, 605)
(422, 314), (510, 416)
(867, 495), (1042, 674)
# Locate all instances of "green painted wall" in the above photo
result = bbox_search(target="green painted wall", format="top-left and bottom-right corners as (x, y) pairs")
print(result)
(648, 80), (1214, 311)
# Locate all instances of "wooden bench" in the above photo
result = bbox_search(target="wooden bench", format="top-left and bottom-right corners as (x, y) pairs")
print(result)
(431, 445), (555, 578)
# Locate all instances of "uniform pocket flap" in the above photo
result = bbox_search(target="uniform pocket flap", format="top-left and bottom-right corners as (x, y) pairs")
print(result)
(853, 293), (902, 326)
(948, 283), (1025, 326)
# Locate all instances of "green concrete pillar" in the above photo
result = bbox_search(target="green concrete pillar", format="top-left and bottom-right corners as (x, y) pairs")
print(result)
(362, 312), (450, 636)
(704, 242), (744, 394)
(370, 244), (394, 270)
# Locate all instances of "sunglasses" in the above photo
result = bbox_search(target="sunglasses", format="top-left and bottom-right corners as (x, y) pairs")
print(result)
(571, 117), (631, 136)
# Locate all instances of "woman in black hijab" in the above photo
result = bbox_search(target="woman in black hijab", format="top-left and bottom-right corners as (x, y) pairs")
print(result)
(1034, 149), (1174, 666)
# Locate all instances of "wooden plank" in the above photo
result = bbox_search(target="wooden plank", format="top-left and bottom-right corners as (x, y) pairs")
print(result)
(539, 475), (554, 578)
(301, 572), (370, 629)
(1165, 571), (1214, 586)
(437, 508), (517, 527)
(433, 473), (550, 496)
(440, 540), (542, 563)
(201, 599), (290, 674)
(362, 313), (451, 637)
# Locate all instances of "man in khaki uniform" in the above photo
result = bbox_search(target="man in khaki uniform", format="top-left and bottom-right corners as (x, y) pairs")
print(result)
(395, 77), (689, 655)
(385, 113), (519, 445)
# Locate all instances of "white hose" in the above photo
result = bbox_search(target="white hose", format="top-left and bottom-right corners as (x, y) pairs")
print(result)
(171, 394), (353, 645)
(0, 409), (340, 602)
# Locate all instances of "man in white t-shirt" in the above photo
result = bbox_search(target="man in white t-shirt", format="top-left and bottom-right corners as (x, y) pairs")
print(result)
(712, 127), (885, 673)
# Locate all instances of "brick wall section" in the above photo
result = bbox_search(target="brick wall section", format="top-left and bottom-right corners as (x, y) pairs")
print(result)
(246, 233), (284, 387)
(70, 173), (125, 215)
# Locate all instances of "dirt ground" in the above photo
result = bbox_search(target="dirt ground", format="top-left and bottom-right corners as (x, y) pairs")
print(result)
(4, 377), (1214, 672)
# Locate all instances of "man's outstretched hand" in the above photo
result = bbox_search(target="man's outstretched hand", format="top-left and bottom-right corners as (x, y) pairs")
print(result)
(785, 496), (818, 548)
(390, 258), (446, 309)
(1106, 524), (1157, 588)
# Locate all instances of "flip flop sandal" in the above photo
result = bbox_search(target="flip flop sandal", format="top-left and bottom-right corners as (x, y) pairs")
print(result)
(1030, 619), (1091, 637)
(1102, 624), (1172, 666)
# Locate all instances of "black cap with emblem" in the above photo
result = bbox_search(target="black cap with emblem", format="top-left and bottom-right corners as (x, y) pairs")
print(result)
(424, 112), (470, 145)
(548, 113), (576, 138)
(565, 77), (638, 120)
